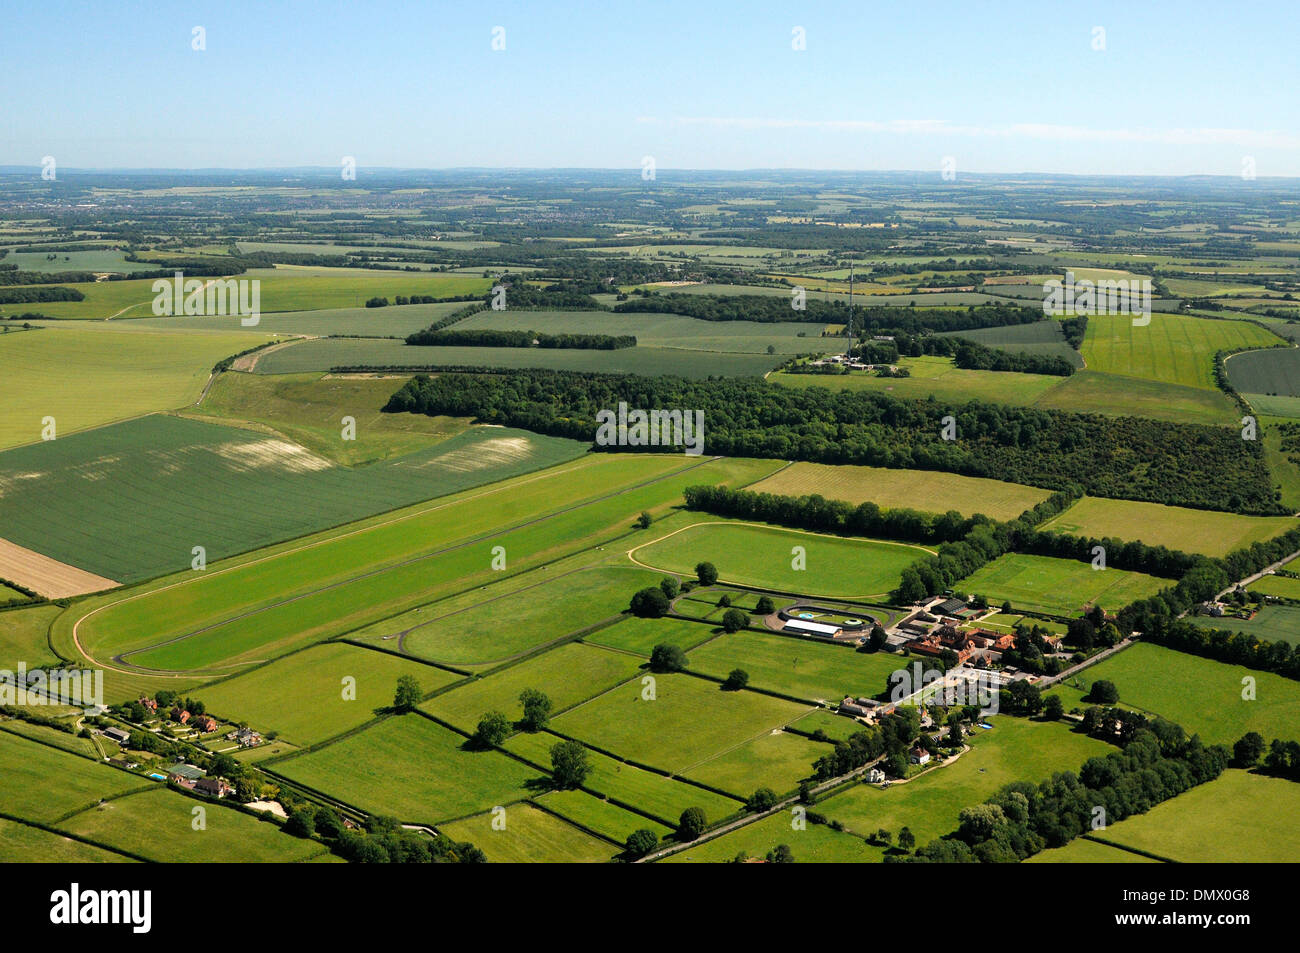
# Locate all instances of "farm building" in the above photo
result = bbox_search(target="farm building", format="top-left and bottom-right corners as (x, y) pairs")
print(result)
(782, 618), (842, 639)
(101, 726), (131, 745)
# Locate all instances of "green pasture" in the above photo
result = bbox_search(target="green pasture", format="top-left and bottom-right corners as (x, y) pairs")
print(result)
(750, 461), (1050, 521)
(195, 642), (463, 746)
(632, 521), (930, 599)
(1041, 495), (1296, 558)
(956, 553), (1171, 617)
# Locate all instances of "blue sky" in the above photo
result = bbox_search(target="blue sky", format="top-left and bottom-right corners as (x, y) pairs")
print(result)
(5, 0), (1298, 175)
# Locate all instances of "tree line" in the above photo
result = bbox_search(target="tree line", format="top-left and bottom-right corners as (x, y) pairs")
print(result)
(615, 292), (1041, 333)
(405, 327), (635, 349)
(855, 332), (1076, 377)
(682, 484), (989, 545)
(900, 715), (1230, 862)
(0, 286), (84, 303)
(380, 368), (1282, 514)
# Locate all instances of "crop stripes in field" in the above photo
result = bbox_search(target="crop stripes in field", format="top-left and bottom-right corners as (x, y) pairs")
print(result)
(114, 455), (722, 668)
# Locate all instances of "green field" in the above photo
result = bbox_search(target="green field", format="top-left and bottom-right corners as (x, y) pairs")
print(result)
(22, 271), (493, 320)
(0, 604), (61, 668)
(0, 413), (586, 583)
(664, 810), (878, 863)
(1190, 602), (1300, 645)
(379, 565), (660, 667)
(552, 672), (813, 776)
(438, 803), (615, 863)
(1050, 643), (1300, 744)
(682, 728), (828, 797)
(749, 461), (1051, 521)
(1041, 495), (1297, 558)
(254, 336), (784, 379)
(3, 248), (158, 275)
(420, 642), (642, 732)
(59, 787), (326, 863)
(936, 318), (1083, 367)
(70, 455), (763, 676)
(0, 324), (270, 450)
(535, 789), (672, 843)
(956, 553), (1171, 617)
(0, 732), (152, 823)
(631, 521), (930, 598)
(815, 716), (1113, 849)
(0, 818), (133, 863)
(1227, 346), (1300, 397)
(504, 730), (741, 825)
(193, 371), (474, 466)
(1025, 836), (1159, 863)
(1082, 313), (1281, 390)
(455, 308), (837, 355)
(772, 357), (1066, 407)
(1033, 368), (1239, 426)
(582, 616), (722, 658)
(1071, 770), (1300, 862)
(195, 643), (463, 746)
(127, 299), (474, 338)
(272, 714), (539, 823)
(686, 630), (904, 704)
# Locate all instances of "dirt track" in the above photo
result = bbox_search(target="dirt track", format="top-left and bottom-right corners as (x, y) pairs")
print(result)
(0, 536), (119, 598)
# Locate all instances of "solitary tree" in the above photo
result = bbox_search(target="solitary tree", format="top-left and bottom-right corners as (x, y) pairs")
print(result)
(695, 561), (718, 586)
(766, 844), (794, 863)
(549, 740), (591, 788)
(898, 827), (916, 851)
(630, 586), (670, 618)
(649, 642), (688, 673)
(473, 711), (511, 748)
(721, 608), (750, 633)
(659, 576), (680, 600)
(723, 668), (750, 691)
(868, 624), (888, 652)
(678, 806), (707, 840)
(393, 674), (422, 712)
(625, 828), (658, 858)
(746, 787), (778, 812)
(1234, 731), (1266, 767)
(519, 688), (552, 731)
(755, 596), (775, 615)
(636, 511), (652, 529)
(1043, 694), (1065, 720)
(1088, 679), (1120, 704)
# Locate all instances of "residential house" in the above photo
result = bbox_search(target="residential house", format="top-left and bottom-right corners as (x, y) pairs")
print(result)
(195, 777), (233, 798)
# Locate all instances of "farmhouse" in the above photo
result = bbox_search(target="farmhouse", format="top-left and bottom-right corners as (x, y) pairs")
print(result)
(195, 777), (233, 798)
(195, 716), (218, 733)
(170, 707), (190, 725)
(910, 747), (932, 765)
